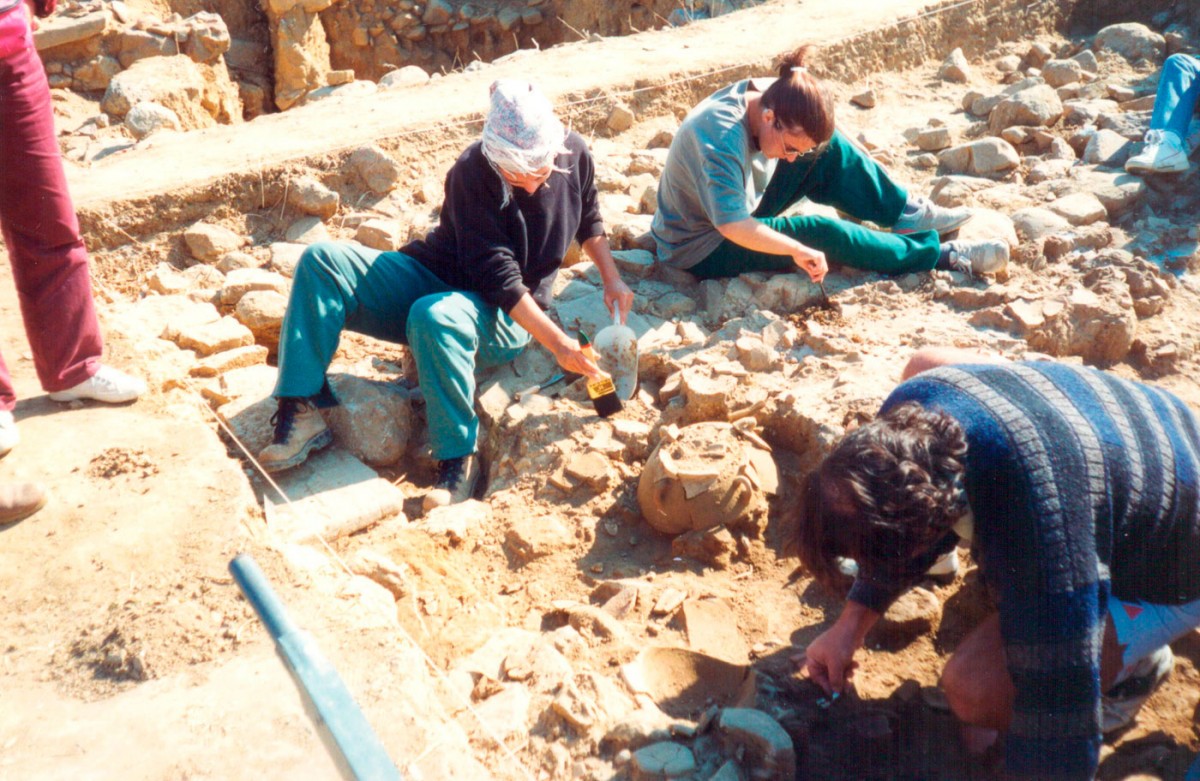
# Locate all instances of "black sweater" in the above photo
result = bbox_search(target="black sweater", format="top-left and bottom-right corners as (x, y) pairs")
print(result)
(402, 132), (606, 313)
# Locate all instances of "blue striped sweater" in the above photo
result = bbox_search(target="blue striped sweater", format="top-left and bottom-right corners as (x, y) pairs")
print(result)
(847, 362), (1200, 780)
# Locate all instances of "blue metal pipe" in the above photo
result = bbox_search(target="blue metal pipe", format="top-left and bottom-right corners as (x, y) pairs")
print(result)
(230, 553), (403, 781)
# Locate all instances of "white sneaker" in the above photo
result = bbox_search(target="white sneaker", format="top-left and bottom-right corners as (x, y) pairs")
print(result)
(944, 240), (1009, 277)
(49, 365), (146, 404)
(0, 410), (17, 458)
(1125, 129), (1190, 174)
(894, 196), (974, 236)
(1101, 645), (1174, 733)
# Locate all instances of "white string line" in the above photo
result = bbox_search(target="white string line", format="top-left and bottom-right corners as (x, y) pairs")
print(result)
(198, 399), (537, 781)
(368, 0), (1051, 144)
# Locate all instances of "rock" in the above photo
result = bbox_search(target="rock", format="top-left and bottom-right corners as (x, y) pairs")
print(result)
(680, 369), (737, 422)
(504, 513), (573, 563)
(179, 11), (231, 64)
(1047, 137), (1076, 160)
(184, 222), (245, 263)
(173, 315), (255, 356)
(988, 84), (1063, 132)
(1082, 128), (1132, 166)
(916, 126), (952, 151)
(1027, 158), (1073, 184)
(269, 242), (307, 277)
(938, 139), (1019, 176)
(611, 249), (656, 279)
(348, 145), (402, 193)
(1026, 42), (1053, 68)
(220, 267), (289, 306)
(1097, 111), (1150, 141)
(627, 149), (670, 177)
(1062, 98), (1120, 127)
(285, 216), (329, 244)
(716, 709), (796, 781)
(631, 742), (695, 780)
(1073, 49), (1099, 73)
(1070, 168), (1146, 219)
(32, 10), (107, 51)
(671, 526), (736, 569)
(320, 374), (411, 466)
(1011, 207), (1071, 241)
(147, 263), (190, 295)
(356, 219), (403, 251)
(102, 55), (240, 128)
(1027, 286), (1136, 363)
(1048, 192), (1107, 225)
(681, 599), (749, 663)
(114, 29), (179, 69)
(124, 101), (181, 139)
(189, 345), (269, 377)
(995, 54), (1021, 73)
(421, 499), (490, 543)
(953, 208), (1019, 248)
(1042, 58), (1084, 88)
(268, 3), (333, 110)
(1093, 23), (1165, 63)
(379, 65), (430, 88)
(607, 103), (635, 133)
(234, 290), (287, 352)
(287, 176), (339, 219)
(867, 586), (942, 646)
(850, 89), (876, 108)
(939, 48), (971, 82)
(73, 55), (121, 91)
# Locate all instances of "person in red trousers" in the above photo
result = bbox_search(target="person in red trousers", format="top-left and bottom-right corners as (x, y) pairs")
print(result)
(0, 0), (146, 524)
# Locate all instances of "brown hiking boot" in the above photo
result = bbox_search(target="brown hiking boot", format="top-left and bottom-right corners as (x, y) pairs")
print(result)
(423, 454), (480, 512)
(0, 482), (47, 526)
(258, 398), (332, 473)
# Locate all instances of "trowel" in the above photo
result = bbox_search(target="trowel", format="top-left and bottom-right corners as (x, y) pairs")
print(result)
(592, 304), (638, 400)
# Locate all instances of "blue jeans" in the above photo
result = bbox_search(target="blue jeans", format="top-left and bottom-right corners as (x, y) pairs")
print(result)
(274, 242), (530, 460)
(1150, 53), (1200, 138)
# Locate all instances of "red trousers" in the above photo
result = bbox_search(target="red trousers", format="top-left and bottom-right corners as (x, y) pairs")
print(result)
(0, 3), (102, 410)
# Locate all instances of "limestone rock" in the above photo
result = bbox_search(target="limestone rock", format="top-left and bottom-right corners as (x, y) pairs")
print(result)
(184, 222), (245, 263)
(323, 374), (411, 466)
(379, 65), (430, 88)
(504, 512), (573, 564)
(235, 290), (288, 352)
(939, 48), (971, 83)
(607, 103), (635, 133)
(33, 10), (107, 51)
(988, 84), (1063, 132)
(716, 709), (796, 781)
(1093, 23), (1165, 64)
(102, 55), (240, 128)
(850, 89), (877, 108)
(348, 145), (402, 194)
(1026, 286), (1136, 363)
(221, 267), (290, 306)
(421, 499), (491, 543)
(73, 55), (120, 91)
(953, 208), (1018, 248)
(285, 216), (329, 244)
(1048, 192), (1107, 226)
(270, 7), (332, 110)
(356, 219), (403, 251)
(287, 176), (339, 219)
(1082, 128), (1131, 166)
(631, 742), (695, 780)
(1069, 168), (1146, 219)
(125, 101), (181, 139)
(1042, 58), (1083, 88)
(179, 11), (231, 64)
(270, 242), (307, 277)
(938, 139), (1019, 176)
(868, 586), (942, 647)
(173, 315), (255, 356)
(916, 126), (952, 152)
(1012, 207), (1071, 242)
(189, 345), (269, 377)
(115, 29), (179, 69)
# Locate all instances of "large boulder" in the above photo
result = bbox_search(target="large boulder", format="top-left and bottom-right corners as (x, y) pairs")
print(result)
(988, 84), (1063, 132)
(1093, 23), (1165, 64)
(267, 1), (335, 110)
(102, 55), (241, 127)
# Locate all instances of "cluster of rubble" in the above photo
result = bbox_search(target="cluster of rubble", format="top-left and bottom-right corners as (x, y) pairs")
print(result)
(75, 11), (1200, 778)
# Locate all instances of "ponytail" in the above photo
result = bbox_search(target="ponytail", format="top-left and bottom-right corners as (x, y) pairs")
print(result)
(761, 45), (835, 145)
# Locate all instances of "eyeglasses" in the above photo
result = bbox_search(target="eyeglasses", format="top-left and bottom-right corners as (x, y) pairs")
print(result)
(774, 120), (816, 157)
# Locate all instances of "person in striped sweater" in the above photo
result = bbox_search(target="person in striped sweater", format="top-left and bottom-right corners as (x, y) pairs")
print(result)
(794, 348), (1200, 780)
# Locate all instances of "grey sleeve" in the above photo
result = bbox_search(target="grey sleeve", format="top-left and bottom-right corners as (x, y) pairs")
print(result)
(692, 132), (752, 228)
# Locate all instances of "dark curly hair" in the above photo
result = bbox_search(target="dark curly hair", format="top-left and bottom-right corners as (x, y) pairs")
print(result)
(795, 402), (969, 592)
(760, 45), (836, 146)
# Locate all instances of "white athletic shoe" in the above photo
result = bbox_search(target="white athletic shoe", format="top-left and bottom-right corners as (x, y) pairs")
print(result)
(1101, 645), (1174, 734)
(49, 365), (146, 404)
(0, 410), (17, 458)
(1125, 129), (1190, 174)
(944, 240), (1010, 277)
(894, 196), (974, 236)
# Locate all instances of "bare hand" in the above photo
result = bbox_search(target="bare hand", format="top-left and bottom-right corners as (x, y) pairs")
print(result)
(800, 627), (859, 696)
(792, 245), (828, 284)
(603, 278), (635, 324)
(553, 339), (606, 381)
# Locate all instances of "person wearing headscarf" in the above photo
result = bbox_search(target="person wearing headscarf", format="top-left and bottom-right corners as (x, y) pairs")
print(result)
(259, 80), (633, 511)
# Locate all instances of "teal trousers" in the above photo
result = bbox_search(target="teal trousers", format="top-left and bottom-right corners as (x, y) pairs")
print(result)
(274, 242), (530, 460)
(689, 130), (941, 279)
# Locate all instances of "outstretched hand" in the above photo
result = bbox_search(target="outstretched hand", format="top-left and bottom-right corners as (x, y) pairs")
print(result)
(796, 626), (859, 696)
(792, 244), (828, 284)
